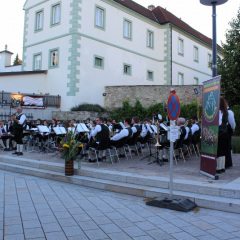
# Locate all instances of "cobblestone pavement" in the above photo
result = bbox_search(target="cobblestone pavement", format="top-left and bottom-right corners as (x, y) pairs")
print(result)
(0, 169), (240, 240)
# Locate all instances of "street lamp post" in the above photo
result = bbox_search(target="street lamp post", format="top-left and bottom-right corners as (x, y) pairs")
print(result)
(200, 0), (228, 77)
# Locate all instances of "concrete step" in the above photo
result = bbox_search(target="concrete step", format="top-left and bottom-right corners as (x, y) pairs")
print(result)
(0, 155), (240, 201)
(0, 159), (240, 214)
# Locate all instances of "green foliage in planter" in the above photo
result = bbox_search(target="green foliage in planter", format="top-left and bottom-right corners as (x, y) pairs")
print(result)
(71, 103), (105, 112)
(232, 137), (240, 153)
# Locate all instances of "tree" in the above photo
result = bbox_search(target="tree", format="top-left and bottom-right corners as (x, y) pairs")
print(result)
(218, 7), (240, 106)
(13, 54), (22, 65)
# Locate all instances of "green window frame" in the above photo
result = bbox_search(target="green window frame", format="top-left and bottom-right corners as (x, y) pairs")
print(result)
(147, 30), (154, 49)
(123, 63), (132, 76)
(123, 18), (132, 40)
(49, 48), (59, 69)
(207, 53), (212, 68)
(194, 46), (199, 62)
(147, 70), (154, 81)
(94, 5), (106, 30)
(94, 55), (104, 69)
(178, 38), (184, 56)
(33, 52), (42, 70)
(178, 72), (184, 85)
(194, 77), (199, 85)
(51, 2), (61, 27)
(35, 9), (44, 32)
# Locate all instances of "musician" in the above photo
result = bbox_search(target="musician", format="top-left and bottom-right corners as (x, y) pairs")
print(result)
(86, 117), (109, 162)
(152, 112), (163, 124)
(107, 119), (113, 131)
(56, 120), (62, 127)
(191, 116), (201, 145)
(138, 118), (153, 143)
(23, 120), (31, 130)
(127, 117), (141, 149)
(0, 121), (10, 151)
(49, 118), (57, 133)
(110, 117), (133, 158)
(11, 107), (26, 156)
(87, 120), (97, 143)
(225, 100), (236, 169)
(85, 118), (92, 130)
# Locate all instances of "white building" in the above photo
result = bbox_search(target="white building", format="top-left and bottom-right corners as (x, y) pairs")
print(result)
(0, 0), (221, 111)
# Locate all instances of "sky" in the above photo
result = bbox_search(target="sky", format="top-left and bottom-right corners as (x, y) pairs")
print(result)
(0, 0), (239, 61)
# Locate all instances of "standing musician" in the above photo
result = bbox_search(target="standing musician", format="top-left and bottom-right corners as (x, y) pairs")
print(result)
(86, 117), (109, 162)
(225, 100), (236, 169)
(12, 107), (26, 156)
(110, 117), (133, 158)
(152, 112), (163, 124)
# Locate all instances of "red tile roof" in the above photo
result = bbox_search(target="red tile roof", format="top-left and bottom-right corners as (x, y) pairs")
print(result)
(113, 0), (221, 50)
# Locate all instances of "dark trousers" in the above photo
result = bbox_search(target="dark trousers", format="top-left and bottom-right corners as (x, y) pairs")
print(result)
(14, 128), (23, 144)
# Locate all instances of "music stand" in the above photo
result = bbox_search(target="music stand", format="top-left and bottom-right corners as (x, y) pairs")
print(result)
(140, 123), (164, 167)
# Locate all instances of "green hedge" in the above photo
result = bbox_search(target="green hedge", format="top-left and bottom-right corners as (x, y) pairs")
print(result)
(109, 99), (239, 136)
(71, 103), (105, 112)
(232, 137), (240, 153)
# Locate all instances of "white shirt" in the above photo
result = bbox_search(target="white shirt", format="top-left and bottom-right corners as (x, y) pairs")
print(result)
(191, 122), (199, 135)
(17, 113), (26, 125)
(111, 129), (129, 141)
(228, 108), (236, 131)
(184, 126), (190, 140)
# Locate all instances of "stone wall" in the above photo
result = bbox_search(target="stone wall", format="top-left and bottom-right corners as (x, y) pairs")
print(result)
(52, 111), (110, 121)
(104, 85), (203, 109)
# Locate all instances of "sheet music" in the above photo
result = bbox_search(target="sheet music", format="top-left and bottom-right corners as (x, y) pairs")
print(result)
(53, 127), (66, 135)
(151, 125), (158, 134)
(37, 125), (50, 133)
(80, 123), (89, 132)
(160, 123), (168, 131)
(76, 124), (84, 132)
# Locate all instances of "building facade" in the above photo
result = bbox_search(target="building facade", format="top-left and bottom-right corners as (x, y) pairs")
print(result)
(1, 0), (220, 111)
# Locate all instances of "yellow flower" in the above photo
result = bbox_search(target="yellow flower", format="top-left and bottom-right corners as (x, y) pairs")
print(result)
(77, 144), (84, 147)
(60, 141), (62, 144)
(70, 140), (74, 143)
(63, 144), (70, 148)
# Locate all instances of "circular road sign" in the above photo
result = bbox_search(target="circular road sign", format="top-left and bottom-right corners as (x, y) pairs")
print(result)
(167, 93), (180, 121)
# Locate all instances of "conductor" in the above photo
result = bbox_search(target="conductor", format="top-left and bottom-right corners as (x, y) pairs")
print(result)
(12, 107), (26, 156)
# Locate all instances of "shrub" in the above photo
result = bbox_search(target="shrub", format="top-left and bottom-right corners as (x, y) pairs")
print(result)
(232, 105), (240, 136)
(232, 137), (240, 153)
(71, 103), (105, 112)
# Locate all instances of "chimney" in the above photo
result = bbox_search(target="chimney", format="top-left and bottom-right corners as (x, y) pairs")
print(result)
(148, 5), (155, 11)
(5, 45), (7, 50)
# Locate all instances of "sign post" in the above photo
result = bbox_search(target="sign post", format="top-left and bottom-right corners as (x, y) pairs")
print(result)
(146, 89), (197, 212)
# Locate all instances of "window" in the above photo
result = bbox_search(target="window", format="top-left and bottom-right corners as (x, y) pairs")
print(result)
(123, 64), (131, 75)
(147, 70), (154, 81)
(147, 30), (154, 48)
(194, 46), (199, 62)
(95, 6), (105, 29)
(178, 73), (184, 85)
(49, 49), (59, 68)
(52, 3), (60, 26)
(194, 77), (199, 85)
(35, 10), (43, 31)
(123, 19), (132, 40)
(208, 53), (212, 68)
(34, 54), (42, 70)
(94, 55), (104, 69)
(178, 38), (184, 55)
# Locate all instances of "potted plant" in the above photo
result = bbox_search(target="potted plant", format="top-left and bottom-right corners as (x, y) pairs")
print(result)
(59, 127), (83, 176)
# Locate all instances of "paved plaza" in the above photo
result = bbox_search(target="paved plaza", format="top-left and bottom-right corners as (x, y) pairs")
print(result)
(0, 169), (240, 240)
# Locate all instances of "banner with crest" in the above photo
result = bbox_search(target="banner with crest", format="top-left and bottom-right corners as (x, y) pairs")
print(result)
(11, 94), (45, 109)
(200, 76), (221, 177)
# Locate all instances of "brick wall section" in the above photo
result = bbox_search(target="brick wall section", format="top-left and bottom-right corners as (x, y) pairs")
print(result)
(52, 111), (110, 121)
(104, 85), (203, 109)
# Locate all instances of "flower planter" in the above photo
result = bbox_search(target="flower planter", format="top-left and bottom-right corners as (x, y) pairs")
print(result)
(65, 160), (74, 176)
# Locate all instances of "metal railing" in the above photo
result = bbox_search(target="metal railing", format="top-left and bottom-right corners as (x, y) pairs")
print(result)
(0, 91), (61, 108)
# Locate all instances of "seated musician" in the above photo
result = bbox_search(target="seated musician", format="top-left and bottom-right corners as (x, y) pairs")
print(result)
(85, 118), (92, 130)
(56, 120), (62, 127)
(138, 118), (153, 144)
(87, 120), (97, 143)
(152, 112), (163, 124)
(0, 121), (10, 151)
(127, 117), (141, 151)
(110, 117), (132, 158)
(86, 117), (109, 162)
